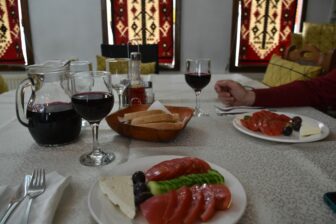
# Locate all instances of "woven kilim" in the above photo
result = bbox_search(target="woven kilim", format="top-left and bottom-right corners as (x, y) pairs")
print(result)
(111, 0), (174, 64)
(0, 0), (25, 64)
(239, 0), (297, 66)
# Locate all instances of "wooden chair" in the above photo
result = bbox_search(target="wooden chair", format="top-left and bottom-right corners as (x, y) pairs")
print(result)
(283, 45), (336, 74)
(101, 44), (159, 74)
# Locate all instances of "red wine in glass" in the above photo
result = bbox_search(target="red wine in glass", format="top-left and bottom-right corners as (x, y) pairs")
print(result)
(71, 91), (114, 123)
(185, 59), (211, 117)
(185, 72), (211, 92)
(70, 71), (115, 167)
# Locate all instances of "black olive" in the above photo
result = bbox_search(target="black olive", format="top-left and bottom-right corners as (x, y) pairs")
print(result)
(283, 125), (293, 136)
(291, 116), (302, 131)
(132, 171), (146, 184)
(135, 192), (153, 206)
(133, 182), (149, 195)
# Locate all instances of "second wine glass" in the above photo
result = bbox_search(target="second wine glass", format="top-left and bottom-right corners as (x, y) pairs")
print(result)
(70, 71), (115, 166)
(185, 59), (211, 117)
(105, 58), (130, 109)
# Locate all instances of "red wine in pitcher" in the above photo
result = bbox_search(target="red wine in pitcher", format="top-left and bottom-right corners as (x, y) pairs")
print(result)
(185, 73), (211, 92)
(27, 102), (82, 146)
(71, 92), (114, 123)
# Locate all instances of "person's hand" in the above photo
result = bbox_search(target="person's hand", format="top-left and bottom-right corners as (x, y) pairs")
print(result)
(214, 80), (255, 106)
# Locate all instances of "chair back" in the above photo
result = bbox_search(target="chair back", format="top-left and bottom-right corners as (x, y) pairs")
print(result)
(283, 45), (336, 74)
(0, 75), (8, 94)
(101, 44), (159, 74)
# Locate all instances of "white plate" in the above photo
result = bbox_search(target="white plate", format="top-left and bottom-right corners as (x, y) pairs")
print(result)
(232, 112), (330, 143)
(88, 155), (247, 224)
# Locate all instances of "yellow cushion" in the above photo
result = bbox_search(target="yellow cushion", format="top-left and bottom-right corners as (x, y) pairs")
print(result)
(302, 22), (336, 53)
(96, 55), (156, 75)
(0, 75), (8, 94)
(262, 55), (322, 87)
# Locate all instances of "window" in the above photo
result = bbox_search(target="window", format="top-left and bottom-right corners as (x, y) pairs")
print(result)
(229, 0), (306, 72)
(101, 0), (181, 71)
(0, 0), (34, 70)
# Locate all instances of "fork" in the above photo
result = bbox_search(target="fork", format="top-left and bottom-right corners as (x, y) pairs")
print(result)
(214, 105), (265, 112)
(21, 169), (46, 224)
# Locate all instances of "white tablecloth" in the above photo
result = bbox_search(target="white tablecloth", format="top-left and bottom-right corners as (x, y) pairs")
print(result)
(0, 74), (336, 223)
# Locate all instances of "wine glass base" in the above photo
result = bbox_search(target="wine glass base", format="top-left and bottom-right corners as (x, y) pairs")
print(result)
(79, 150), (115, 167)
(193, 108), (209, 117)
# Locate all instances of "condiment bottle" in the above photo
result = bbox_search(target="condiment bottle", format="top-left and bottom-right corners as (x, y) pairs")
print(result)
(127, 52), (146, 104)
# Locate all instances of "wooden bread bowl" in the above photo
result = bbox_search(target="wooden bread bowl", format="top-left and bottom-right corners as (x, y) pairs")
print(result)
(105, 104), (193, 142)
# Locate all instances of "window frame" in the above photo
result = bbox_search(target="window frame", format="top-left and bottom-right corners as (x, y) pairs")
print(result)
(0, 0), (34, 71)
(100, 0), (181, 71)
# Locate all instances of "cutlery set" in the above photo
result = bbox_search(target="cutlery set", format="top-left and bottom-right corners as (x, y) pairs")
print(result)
(0, 169), (45, 224)
(214, 105), (267, 116)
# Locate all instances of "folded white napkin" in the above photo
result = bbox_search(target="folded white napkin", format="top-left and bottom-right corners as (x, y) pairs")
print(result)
(0, 171), (70, 224)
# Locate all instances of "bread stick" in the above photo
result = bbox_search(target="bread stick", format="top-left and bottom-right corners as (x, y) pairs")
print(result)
(131, 113), (180, 125)
(123, 109), (164, 121)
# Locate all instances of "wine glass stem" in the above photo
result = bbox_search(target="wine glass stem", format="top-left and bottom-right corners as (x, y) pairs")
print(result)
(91, 123), (101, 154)
(118, 93), (122, 109)
(195, 90), (201, 112)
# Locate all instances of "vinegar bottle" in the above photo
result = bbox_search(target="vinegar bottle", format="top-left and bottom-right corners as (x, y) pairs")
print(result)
(127, 52), (146, 105)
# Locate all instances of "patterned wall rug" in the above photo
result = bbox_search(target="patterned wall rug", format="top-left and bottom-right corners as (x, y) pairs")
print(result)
(0, 0), (25, 64)
(111, 0), (174, 64)
(239, 0), (297, 66)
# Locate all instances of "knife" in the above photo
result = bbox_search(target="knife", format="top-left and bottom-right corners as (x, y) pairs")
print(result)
(0, 175), (31, 224)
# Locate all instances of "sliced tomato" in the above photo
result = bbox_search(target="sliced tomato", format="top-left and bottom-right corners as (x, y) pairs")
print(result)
(162, 190), (178, 221)
(145, 157), (210, 181)
(208, 184), (232, 210)
(168, 186), (192, 223)
(140, 193), (170, 224)
(145, 162), (172, 181)
(200, 186), (216, 222)
(184, 187), (204, 224)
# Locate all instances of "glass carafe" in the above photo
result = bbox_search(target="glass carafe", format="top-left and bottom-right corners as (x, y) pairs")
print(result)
(16, 61), (82, 146)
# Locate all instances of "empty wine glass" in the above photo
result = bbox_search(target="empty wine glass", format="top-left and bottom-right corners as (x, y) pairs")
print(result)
(70, 71), (115, 166)
(105, 58), (130, 109)
(185, 59), (211, 117)
(70, 60), (92, 73)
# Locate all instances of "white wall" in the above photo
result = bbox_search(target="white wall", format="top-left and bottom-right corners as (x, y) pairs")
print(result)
(27, 0), (333, 74)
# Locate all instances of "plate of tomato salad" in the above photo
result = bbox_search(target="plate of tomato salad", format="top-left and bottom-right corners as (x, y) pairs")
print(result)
(88, 155), (247, 224)
(232, 110), (329, 143)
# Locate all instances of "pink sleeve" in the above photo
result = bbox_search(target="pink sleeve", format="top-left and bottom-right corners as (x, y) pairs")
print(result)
(253, 69), (336, 109)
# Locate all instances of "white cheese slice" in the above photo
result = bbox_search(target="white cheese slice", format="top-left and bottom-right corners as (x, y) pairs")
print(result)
(300, 123), (321, 137)
(99, 176), (136, 219)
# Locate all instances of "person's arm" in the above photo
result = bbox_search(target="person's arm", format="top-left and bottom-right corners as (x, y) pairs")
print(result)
(253, 69), (336, 108)
(214, 80), (255, 106)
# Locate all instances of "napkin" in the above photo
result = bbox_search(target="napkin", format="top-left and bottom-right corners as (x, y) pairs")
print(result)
(0, 171), (70, 224)
(147, 100), (171, 114)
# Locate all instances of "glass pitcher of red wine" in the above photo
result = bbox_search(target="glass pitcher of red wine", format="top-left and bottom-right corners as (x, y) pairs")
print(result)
(15, 61), (82, 146)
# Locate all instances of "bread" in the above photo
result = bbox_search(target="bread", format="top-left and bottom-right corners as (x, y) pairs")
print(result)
(134, 121), (184, 130)
(123, 109), (164, 121)
(99, 176), (136, 219)
(131, 113), (180, 125)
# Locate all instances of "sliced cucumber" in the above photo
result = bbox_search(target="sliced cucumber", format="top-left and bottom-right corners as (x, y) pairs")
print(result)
(147, 169), (224, 195)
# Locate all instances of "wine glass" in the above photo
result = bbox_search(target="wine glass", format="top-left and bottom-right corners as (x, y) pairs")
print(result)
(70, 71), (115, 166)
(70, 60), (92, 127)
(70, 60), (92, 73)
(185, 59), (211, 117)
(105, 58), (130, 109)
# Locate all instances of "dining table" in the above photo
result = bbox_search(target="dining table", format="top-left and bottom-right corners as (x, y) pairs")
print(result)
(0, 73), (336, 224)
